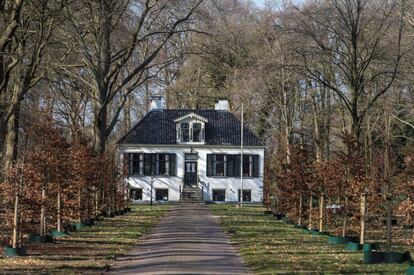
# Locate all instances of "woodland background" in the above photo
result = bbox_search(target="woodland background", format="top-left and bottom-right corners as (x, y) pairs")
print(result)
(2, 0), (414, 251)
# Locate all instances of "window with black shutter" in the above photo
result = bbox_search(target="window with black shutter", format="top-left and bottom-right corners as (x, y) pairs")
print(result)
(207, 154), (259, 178)
(214, 154), (225, 176)
(128, 153), (143, 175)
(169, 154), (176, 176)
(242, 155), (253, 177)
(128, 153), (176, 177)
(252, 155), (260, 177)
(158, 154), (168, 175)
(144, 154), (154, 175)
(227, 155), (240, 177)
(207, 154), (213, 176)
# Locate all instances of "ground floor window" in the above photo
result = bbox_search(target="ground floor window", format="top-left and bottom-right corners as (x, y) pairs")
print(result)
(212, 189), (226, 202)
(130, 188), (143, 200)
(238, 189), (252, 202)
(155, 189), (169, 201)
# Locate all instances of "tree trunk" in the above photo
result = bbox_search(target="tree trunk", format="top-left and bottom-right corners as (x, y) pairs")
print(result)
(342, 195), (348, 237)
(40, 185), (46, 237)
(308, 195), (313, 229)
(386, 196), (392, 252)
(95, 190), (99, 217)
(93, 98), (107, 154)
(319, 193), (324, 232)
(360, 192), (366, 244)
(2, 103), (20, 180)
(57, 189), (61, 232)
(384, 106), (392, 252)
(78, 189), (82, 223)
(298, 194), (303, 225)
(12, 176), (22, 248)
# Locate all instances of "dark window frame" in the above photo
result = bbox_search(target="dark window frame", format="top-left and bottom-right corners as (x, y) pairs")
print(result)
(213, 154), (226, 177)
(128, 153), (176, 177)
(155, 188), (169, 201)
(181, 123), (190, 142)
(130, 188), (143, 200)
(238, 189), (252, 202)
(207, 154), (260, 178)
(212, 189), (226, 202)
(192, 123), (202, 142)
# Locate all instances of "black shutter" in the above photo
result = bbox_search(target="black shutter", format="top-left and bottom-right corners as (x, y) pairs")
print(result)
(227, 155), (240, 177)
(169, 154), (176, 176)
(151, 154), (157, 175)
(227, 155), (233, 177)
(143, 154), (152, 175)
(253, 155), (260, 177)
(235, 154), (241, 177)
(207, 154), (213, 177)
(124, 153), (131, 175)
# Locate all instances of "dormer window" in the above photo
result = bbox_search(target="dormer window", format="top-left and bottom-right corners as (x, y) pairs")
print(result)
(181, 123), (190, 142)
(193, 123), (202, 142)
(174, 113), (207, 144)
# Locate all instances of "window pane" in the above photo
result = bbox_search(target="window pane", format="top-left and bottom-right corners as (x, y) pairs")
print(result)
(193, 123), (201, 142)
(130, 188), (142, 200)
(181, 123), (189, 142)
(128, 153), (142, 175)
(238, 190), (251, 202)
(212, 189), (226, 201)
(144, 154), (154, 175)
(158, 154), (167, 175)
(243, 155), (251, 177)
(215, 154), (225, 176)
(227, 155), (240, 177)
(155, 189), (169, 201)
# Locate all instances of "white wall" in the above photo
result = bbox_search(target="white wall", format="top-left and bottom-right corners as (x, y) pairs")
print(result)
(119, 145), (265, 203)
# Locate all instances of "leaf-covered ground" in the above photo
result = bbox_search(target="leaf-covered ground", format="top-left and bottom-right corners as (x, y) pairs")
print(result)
(0, 205), (171, 274)
(210, 204), (411, 274)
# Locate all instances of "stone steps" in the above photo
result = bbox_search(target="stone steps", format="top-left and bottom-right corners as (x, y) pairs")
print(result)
(181, 187), (204, 203)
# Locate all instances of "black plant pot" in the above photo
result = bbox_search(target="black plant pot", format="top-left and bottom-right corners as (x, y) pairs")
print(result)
(39, 235), (53, 243)
(4, 246), (27, 257)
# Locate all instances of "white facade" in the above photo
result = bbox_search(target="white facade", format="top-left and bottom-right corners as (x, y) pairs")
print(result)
(119, 145), (265, 203)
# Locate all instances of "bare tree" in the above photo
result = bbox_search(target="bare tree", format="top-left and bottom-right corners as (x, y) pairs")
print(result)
(59, 0), (204, 153)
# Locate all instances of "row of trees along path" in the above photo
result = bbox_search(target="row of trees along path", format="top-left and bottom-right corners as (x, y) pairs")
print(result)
(1, 110), (128, 251)
(267, 132), (414, 253)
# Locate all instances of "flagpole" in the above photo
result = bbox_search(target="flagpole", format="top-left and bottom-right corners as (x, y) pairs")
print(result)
(240, 102), (244, 207)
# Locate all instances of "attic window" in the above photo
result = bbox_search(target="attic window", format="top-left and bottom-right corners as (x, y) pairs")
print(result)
(179, 122), (203, 143)
(181, 123), (190, 142)
(193, 123), (202, 142)
(175, 113), (207, 144)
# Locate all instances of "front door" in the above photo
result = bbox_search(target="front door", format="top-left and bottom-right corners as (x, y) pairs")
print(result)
(184, 161), (197, 186)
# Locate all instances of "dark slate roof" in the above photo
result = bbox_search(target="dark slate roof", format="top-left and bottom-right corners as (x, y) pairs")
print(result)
(118, 109), (263, 146)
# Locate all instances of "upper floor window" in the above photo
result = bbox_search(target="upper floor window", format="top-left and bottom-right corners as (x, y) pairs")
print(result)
(193, 123), (202, 142)
(174, 113), (207, 144)
(181, 123), (190, 142)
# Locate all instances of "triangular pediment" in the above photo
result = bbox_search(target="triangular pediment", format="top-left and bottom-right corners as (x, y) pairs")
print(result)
(173, 112), (208, 123)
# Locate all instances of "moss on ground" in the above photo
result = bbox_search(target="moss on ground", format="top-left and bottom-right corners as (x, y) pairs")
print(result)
(210, 204), (410, 275)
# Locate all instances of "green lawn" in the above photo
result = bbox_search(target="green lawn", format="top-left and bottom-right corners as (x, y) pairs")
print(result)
(210, 204), (410, 274)
(0, 204), (171, 274)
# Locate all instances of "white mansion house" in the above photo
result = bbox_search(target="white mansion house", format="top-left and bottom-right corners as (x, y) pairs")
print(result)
(117, 97), (265, 203)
